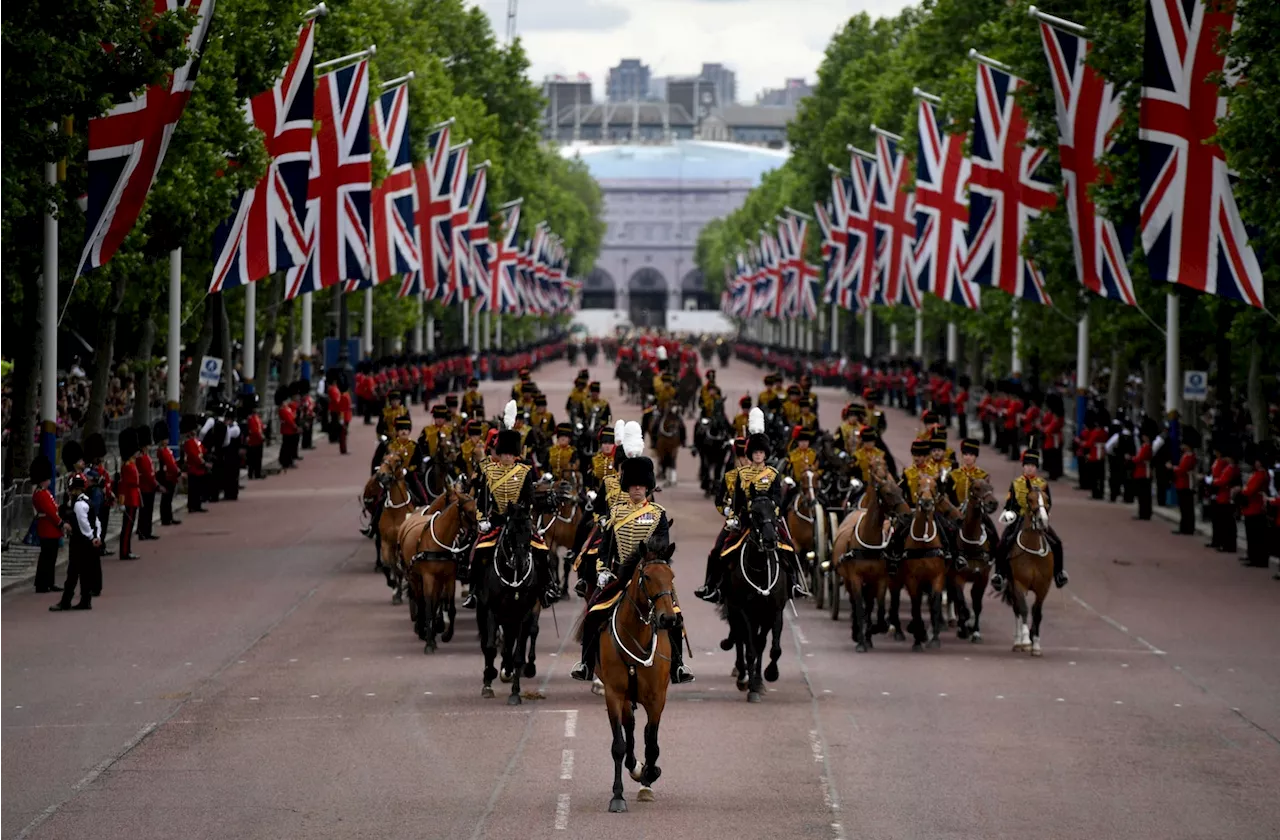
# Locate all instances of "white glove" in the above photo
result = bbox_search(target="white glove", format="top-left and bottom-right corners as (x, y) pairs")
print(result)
(725, 517), (739, 530)
(783, 476), (796, 488)
(586, 490), (598, 501)
(479, 519), (492, 532)
(1000, 510), (1017, 525)
(597, 571), (616, 589)
(850, 478), (864, 493)
(541, 472), (553, 482)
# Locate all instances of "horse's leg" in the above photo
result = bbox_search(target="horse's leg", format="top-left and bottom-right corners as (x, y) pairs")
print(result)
(523, 608), (540, 678)
(384, 539), (403, 604)
(731, 611), (749, 689)
(747, 620), (767, 701)
(889, 582), (906, 642)
(637, 717), (663, 792)
(970, 576), (987, 643)
(1030, 585), (1046, 657)
(623, 707), (638, 774)
(480, 608), (498, 698)
(850, 573), (867, 650)
(927, 575), (944, 649)
(504, 615), (524, 705)
(907, 578), (927, 651)
(441, 573), (457, 643)
(764, 605), (784, 681)
(872, 577), (889, 637)
(607, 695), (629, 813)
(421, 584), (436, 654)
(950, 576), (971, 640)
(1010, 580), (1030, 652)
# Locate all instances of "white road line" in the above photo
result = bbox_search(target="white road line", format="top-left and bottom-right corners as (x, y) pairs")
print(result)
(560, 749), (574, 780)
(787, 614), (846, 840)
(551, 708), (578, 738)
(554, 793), (571, 830)
(1070, 595), (1167, 655)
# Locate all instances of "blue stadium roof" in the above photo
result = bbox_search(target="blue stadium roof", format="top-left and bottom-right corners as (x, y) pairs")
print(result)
(559, 140), (789, 185)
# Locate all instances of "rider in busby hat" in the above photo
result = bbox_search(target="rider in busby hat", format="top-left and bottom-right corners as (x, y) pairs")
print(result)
(990, 450), (1067, 592)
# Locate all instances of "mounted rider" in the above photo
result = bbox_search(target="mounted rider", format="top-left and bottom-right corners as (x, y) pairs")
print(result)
(852, 426), (896, 484)
(362, 415), (423, 538)
(733, 395), (753, 437)
(948, 438), (1000, 547)
(460, 418), (487, 479)
(571, 420), (694, 685)
(566, 375), (589, 421)
(781, 384), (803, 426)
(584, 381), (612, 427)
(547, 422), (581, 484)
(834, 403), (863, 455)
(378, 389), (408, 438)
(795, 396), (819, 435)
(461, 377), (483, 418)
(462, 400), (558, 611)
(990, 450), (1068, 592)
(887, 439), (962, 574)
(421, 404), (455, 459)
(699, 370), (719, 414)
(694, 436), (748, 602)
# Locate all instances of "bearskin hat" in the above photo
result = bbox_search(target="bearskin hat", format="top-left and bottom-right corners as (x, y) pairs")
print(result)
(589, 381), (601, 393)
(496, 429), (522, 456)
(620, 456), (655, 491)
(29, 455), (53, 484)
(910, 439), (931, 457)
(1021, 449), (1041, 467)
(1045, 392), (1065, 417)
(152, 419), (171, 444)
(961, 438), (981, 457)
(118, 426), (138, 461)
(555, 422), (574, 438)
(135, 424), (153, 448)
(431, 405), (450, 420)
(394, 415), (413, 432)
(274, 387), (289, 406)
(1181, 426), (1202, 450)
(740, 395), (752, 409)
(83, 432), (107, 462)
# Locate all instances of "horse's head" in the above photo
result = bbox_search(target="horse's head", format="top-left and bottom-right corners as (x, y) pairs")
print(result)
(453, 484), (479, 527)
(636, 540), (680, 630)
(377, 453), (404, 488)
(748, 493), (779, 552)
(970, 478), (999, 515)
(1024, 485), (1049, 531)
(915, 474), (937, 514)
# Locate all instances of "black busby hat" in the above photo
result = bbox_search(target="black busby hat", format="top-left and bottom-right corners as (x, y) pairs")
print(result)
(795, 427), (815, 443)
(589, 381), (601, 392)
(394, 415), (413, 432)
(1139, 416), (1159, 440)
(786, 384), (801, 396)
(1045, 392), (1065, 417)
(620, 455), (656, 491)
(83, 432), (107, 462)
(67, 472), (88, 492)
(921, 410), (939, 426)
(465, 418), (484, 436)
(467, 377), (479, 388)
(533, 394), (548, 407)
(859, 426), (878, 445)
(518, 367), (531, 379)
(445, 393), (459, 407)
(118, 426), (138, 460)
(598, 425), (615, 445)
(958, 374), (972, 389)
(746, 433), (770, 458)
(930, 430), (947, 449)
(274, 387), (288, 406)
(1021, 449), (1041, 467)
(706, 369), (716, 379)
(578, 368), (589, 379)
(295, 378), (311, 396)
(135, 424), (153, 447)
(740, 394), (752, 408)
(387, 389), (403, 403)
(431, 404), (450, 420)
(152, 419), (171, 443)
(495, 429), (522, 456)
(961, 438), (981, 457)
(910, 439), (931, 457)
(660, 373), (674, 384)
(798, 396), (811, 409)
(29, 455), (53, 484)
(555, 422), (574, 438)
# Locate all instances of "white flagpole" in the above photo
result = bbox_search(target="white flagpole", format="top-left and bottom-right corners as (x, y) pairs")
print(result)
(300, 291), (313, 379)
(1076, 311), (1090, 429)
(462, 297), (469, 348)
(830, 302), (839, 354)
(426, 311), (435, 352)
(362, 287), (374, 356)
(167, 249), (182, 442)
(41, 152), (58, 468)
(890, 324), (899, 357)
(913, 309), (924, 359)
(495, 314), (503, 350)
(863, 306), (874, 359)
(244, 280), (257, 392)
(1010, 302), (1022, 375)
(412, 296), (423, 353)
(946, 321), (957, 364)
(1165, 293), (1179, 415)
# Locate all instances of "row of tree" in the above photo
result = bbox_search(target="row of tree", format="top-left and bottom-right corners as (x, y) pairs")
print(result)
(3, 0), (606, 478)
(695, 0), (1277, 428)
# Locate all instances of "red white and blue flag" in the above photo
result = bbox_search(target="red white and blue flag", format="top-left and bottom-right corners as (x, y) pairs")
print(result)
(490, 201), (522, 315)
(79, 0), (215, 276)
(817, 171), (857, 310)
(441, 143), (472, 304)
(1139, 0), (1262, 307)
(913, 98), (979, 309)
(209, 19), (314, 293)
(964, 62), (1055, 306)
(465, 165), (492, 309)
(411, 122), (453, 302)
(369, 81), (420, 296)
(847, 151), (881, 309)
(286, 60), (372, 299)
(872, 131), (921, 309)
(781, 213), (820, 319)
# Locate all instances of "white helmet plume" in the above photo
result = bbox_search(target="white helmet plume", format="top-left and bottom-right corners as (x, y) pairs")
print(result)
(503, 399), (517, 430)
(622, 421), (645, 458)
(656, 345), (667, 361)
(748, 407), (765, 435)
(613, 418), (626, 444)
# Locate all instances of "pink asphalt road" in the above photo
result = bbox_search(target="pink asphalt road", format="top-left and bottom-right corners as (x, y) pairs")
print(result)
(4, 356), (1278, 840)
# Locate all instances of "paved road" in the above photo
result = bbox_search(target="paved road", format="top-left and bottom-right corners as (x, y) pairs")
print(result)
(4, 356), (1278, 840)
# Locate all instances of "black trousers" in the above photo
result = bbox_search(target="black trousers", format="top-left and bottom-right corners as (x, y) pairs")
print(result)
(1212, 503), (1237, 552)
(187, 473), (206, 511)
(59, 540), (100, 607)
(981, 419), (993, 445)
(159, 481), (177, 523)
(957, 412), (969, 441)
(280, 434), (300, 468)
(1176, 489), (1195, 534)
(247, 444), (264, 479)
(35, 537), (61, 590)
(301, 419), (314, 450)
(1155, 467), (1171, 508)
(1134, 477), (1152, 520)
(222, 451), (240, 500)
(120, 506), (137, 554)
(1243, 514), (1268, 565)
(139, 491), (156, 537)
(1090, 461), (1105, 499)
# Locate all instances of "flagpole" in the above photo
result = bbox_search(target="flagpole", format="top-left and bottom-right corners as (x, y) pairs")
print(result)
(363, 287), (374, 356)
(946, 321), (957, 365)
(167, 249), (182, 445)
(315, 44), (376, 73)
(412, 296), (423, 353)
(426, 311), (435, 352)
(1010, 301), (1022, 375)
(495, 314), (503, 350)
(830, 301), (839, 356)
(41, 151), (58, 471)
(244, 280), (257, 393)
(1076, 311), (1090, 434)
(863, 306), (874, 360)
(300, 292), (313, 380)
(1165, 293), (1179, 416)
(913, 309), (923, 360)
(461, 296), (469, 348)
(890, 324), (899, 357)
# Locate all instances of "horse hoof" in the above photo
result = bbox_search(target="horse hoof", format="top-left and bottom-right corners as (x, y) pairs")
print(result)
(912, 642), (924, 652)
(507, 693), (522, 706)
(423, 642), (436, 655)
(500, 668), (513, 684)
(747, 691), (762, 703)
(481, 685), (495, 699)
(391, 594), (402, 606)
(730, 665), (739, 679)
(970, 631), (982, 643)
(928, 637), (941, 649)
(608, 797), (628, 814)
(1031, 644), (1043, 657)
(630, 763), (644, 783)
(764, 662), (779, 682)
(1012, 643), (1028, 653)
(854, 642), (867, 653)
(441, 627), (455, 643)
(523, 662), (537, 678)
(947, 619), (958, 629)
(637, 786), (655, 802)
(956, 627), (971, 640)
(736, 679), (749, 692)
(893, 630), (906, 642)
(719, 637), (734, 651)
(591, 678), (605, 696)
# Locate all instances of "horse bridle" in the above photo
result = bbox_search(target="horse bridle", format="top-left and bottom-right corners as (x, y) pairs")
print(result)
(611, 559), (673, 668)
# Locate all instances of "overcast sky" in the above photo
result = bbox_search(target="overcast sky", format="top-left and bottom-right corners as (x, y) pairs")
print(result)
(467, 0), (915, 103)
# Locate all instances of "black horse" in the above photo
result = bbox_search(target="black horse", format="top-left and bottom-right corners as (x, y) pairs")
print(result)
(475, 505), (541, 705)
(718, 494), (788, 703)
(694, 400), (732, 496)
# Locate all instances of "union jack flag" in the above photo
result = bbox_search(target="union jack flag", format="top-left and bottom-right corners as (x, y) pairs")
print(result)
(817, 171), (857, 309)
(913, 98), (980, 309)
(79, 0), (215, 276)
(516, 235), (540, 315)
(872, 131), (921, 309)
(410, 122), (453, 302)
(780, 214), (820, 319)
(1139, 0), (1262, 307)
(464, 165), (492, 309)
(965, 62), (1055, 306)
(209, 20), (313, 293)
(1039, 21), (1136, 306)
(369, 82), (420, 296)
(441, 143), (472, 304)
(286, 60), (372, 299)
(847, 151), (881, 308)
(490, 202), (522, 315)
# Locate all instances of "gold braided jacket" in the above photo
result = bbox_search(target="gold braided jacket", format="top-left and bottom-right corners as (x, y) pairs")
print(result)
(387, 438), (417, 470)
(1007, 475), (1050, 514)
(951, 465), (989, 503)
(607, 500), (665, 571)
(547, 444), (577, 481)
(592, 451), (615, 481)
(481, 461), (531, 515)
(460, 439), (482, 477)
(736, 464), (779, 497)
(382, 404), (408, 430)
(425, 425), (454, 457)
(787, 447), (819, 479)
(717, 468), (740, 515)
(853, 446), (884, 479)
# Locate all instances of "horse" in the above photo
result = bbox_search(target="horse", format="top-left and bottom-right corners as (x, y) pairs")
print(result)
(474, 504), (541, 703)
(694, 401), (731, 496)
(419, 434), (459, 501)
(831, 459), (905, 651)
(1004, 484), (1053, 656)
(785, 469), (819, 585)
(399, 482), (476, 653)
(374, 454), (415, 604)
(675, 369), (701, 415)
(578, 405), (604, 458)
(596, 537), (679, 812)
(946, 478), (998, 642)
(535, 476), (584, 597)
(718, 493), (788, 701)
(360, 473), (383, 569)
(890, 474), (948, 651)
(652, 402), (684, 487)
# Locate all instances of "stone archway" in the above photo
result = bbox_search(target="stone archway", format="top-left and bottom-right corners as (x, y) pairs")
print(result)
(582, 267), (617, 309)
(680, 268), (711, 310)
(628, 267), (668, 329)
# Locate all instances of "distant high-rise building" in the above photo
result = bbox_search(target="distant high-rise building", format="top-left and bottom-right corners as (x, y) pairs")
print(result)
(649, 75), (670, 102)
(607, 59), (651, 103)
(699, 63), (737, 107)
(757, 77), (812, 107)
(543, 74), (593, 140)
(667, 77), (719, 132)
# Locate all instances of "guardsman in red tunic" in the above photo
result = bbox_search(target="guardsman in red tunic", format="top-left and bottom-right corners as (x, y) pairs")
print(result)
(1130, 420), (1155, 521)
(1039, 394), (1064, 480)
(117, 426), (142, 559)
(30, 456), (67, 593)
(1237, 443), (1272, 567)
(1169, 426), (1200, 535)
(954, 376), (971, 440)
(182, 414), (209, 513)
(154, 421), (182, 526)
(135, 424), (160, 540)
(1208, 440), (1239, 553)
(243, 394), (266, 479)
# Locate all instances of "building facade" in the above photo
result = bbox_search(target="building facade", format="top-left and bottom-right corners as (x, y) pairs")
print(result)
(699, 63), (738, 107)
(757, 78), (813, 107)
(542, 75), (593, 139)
(606, 59), (651, 103)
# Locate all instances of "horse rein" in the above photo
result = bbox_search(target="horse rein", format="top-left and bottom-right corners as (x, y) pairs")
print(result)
(611, 562), (671, 668)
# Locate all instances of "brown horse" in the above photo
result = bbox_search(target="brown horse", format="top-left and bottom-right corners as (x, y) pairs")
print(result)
(596, 538), (679, 813)
(945, 478), (998, 642)
(375, 454), (415, 604)
(398, 482), (477, 653)
(535, 476), (584, 596)
(785, 468), (819, 581)
(652, 402), (684, 487)
(891, 474), (948, 651)
(831, 458), (906, 651)
(422, 435), (459, 500)
(1005, 483), (1053, 656)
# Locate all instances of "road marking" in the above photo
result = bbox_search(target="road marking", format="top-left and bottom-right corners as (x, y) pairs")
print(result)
(996, 695), (1004, 700)
(1070, 595), (1166, 655)
(249, 697), (259, 701)
(938, 693), (948, 698)
(786, 614), (846, 840)
(559, 749), (574, 780)
(310, 695), (319, 699)
(554, 793), (571, 830)
(551, 709), (578, 738)
(808, 730), (824, 764)
(1056, 698), (1065, 702)
(365, 693), (376, 697)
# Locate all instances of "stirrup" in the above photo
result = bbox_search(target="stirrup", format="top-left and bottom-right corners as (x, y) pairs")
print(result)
(570, 661), (591, 682)
(1054, 571), (1069, 588)
(953, 554), (968, 571)
(990, 574), (1005, 593)
(671, 665), (695, 685)
(462, 593), (477, 609)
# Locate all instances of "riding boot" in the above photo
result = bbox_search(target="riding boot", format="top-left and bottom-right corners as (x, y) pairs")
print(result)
(695, 533), (727, 602)
(536, 550), (559, 607)
(989, 527), (1016, 592)
(571, 624), (601, 681)
(885, 528), (906, 576)
(462, 554), (484, 609)
(669, 627), (695, 684)
(787, 551), (811, 598)
(362, 496), (384, 538)
(938, 515), (965, 570)
(1049, 531), (1068, 588)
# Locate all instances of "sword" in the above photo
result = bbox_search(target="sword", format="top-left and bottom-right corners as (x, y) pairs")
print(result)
(550, 600), (560, 638)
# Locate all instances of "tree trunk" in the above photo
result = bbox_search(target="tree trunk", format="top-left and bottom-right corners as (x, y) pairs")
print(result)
(1107, 345), (1126, 414)
(279, 297), (296, 389)
(218, 291), (234, 402)
(1143, 357), (1162, 421)
(5, 278), (42, 480)
(181, 299), (214, 415)
(1247, 341), (1267, 443)
(254, 274), (282, 394)
(1213, 301), (1235, 411)
(131, 303), (156, 427)
(968, 344), (984, 390)
(82, 272), (129, 438)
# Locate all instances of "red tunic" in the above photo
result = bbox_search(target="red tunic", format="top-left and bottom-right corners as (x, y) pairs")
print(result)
(245, 414), (265, 447)
(138, 452), (159, 493)
(1239, 470), (1268, 517)
(159, 445), (181, 483)
(1173, 451), (1196, 490)
(1021, 404), (1040, 436)
(184, 437), (208, 476)
(118, 459), (142, 508)
(1004, 399), (1022, 431)
(337, 392), (353, 424)
(1212, 462), (1238, 505)
(278, 403), (298, 435)
(1041, 412), (1063, 450)
(32, 487), (64, 539)
(1131, 442), (1153, 480)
